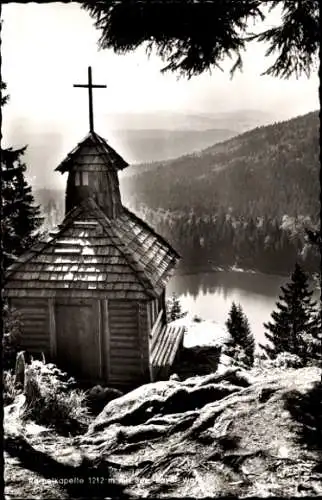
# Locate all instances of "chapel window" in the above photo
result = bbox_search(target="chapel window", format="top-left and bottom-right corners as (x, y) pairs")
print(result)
(75, 171), (89, 186)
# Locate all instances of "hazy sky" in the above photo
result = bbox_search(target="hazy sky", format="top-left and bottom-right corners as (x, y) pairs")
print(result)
(1, 2), (319, 188)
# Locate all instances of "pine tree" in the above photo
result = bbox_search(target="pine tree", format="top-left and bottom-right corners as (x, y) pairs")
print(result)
(166, 292), (187, 322)
(225, 302), (255, 367)
(83, 1), (319, 80)
(261, 263), (319, 360)
(300, 306), (322, 364)
(3, 303), (22, 370)
(2, 147), (44, 269)
(1, 81), (9, 106)
(1, 84), (43, 270)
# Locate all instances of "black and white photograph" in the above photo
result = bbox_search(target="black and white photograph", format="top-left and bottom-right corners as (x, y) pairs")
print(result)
(2, 1), (321, 498)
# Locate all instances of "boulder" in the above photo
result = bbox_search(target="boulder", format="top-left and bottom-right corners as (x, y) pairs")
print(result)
(87, 386), (123, 415)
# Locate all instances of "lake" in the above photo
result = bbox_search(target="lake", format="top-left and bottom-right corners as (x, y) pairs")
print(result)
(167, 270), (320, 346)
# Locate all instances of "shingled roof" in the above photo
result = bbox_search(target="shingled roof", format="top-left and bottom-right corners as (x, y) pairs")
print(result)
(55, 131), (129, 173)
(4, 198), (179, 299)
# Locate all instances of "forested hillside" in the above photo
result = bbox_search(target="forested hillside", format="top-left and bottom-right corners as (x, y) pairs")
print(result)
(110, 127), (237, 163)
(34, 112), (320, 276)
(120, 111), (320, 275)
(120, 111), (319, 219)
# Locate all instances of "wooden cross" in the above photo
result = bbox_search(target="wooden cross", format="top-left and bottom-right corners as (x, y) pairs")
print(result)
(73, 66), (107, 132)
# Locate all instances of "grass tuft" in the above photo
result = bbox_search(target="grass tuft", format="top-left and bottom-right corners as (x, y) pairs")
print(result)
(3, 370), (17, 406)
(22, 362), (90, 435)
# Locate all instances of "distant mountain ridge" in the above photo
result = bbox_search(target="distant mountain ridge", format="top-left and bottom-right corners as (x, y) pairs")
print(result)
(8, 109), (277, 184)
(33, 110), (318, 230)
(106, 109), (276, 132)
(111, 128), (237, 164)
(106, 109), (277, 163)
(120, 111), (319, 220)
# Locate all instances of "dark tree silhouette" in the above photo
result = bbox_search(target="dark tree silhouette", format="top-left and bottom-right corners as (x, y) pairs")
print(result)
(2, 304), (22, 371)
(1, 81), (9, 106)
(82, 0), (319, 79)
(166, 292), (187, 322)
(225, 302), (255, 367)
(2, 147), (43, 269)
(1, 84), (43, 270)
(261, 263), (319, 360)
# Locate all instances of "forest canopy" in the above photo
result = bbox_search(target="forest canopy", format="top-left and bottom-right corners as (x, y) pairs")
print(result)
(82, 0), (319, 79)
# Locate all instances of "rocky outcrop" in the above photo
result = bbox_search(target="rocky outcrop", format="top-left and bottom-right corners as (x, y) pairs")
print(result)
(4, 364), (322, 499)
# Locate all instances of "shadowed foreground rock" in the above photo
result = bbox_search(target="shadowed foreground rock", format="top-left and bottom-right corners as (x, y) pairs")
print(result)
(77, 366), (322, 497)
(4, 366), (322, 498)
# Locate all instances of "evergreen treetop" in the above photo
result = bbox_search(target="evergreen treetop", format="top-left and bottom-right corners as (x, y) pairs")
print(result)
(1, 84), (43, 271)
(82, 1), (319, 80)
(225, 302), (255, 367)
(261, 263), (319, 361)
(166, 292), (187, 322)
(1, 81), (9, 107)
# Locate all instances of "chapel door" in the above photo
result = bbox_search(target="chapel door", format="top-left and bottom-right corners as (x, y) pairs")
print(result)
(55, 298), (100, 380)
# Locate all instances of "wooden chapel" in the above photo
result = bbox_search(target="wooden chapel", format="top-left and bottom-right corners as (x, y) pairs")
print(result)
(4, 67), (185, 389)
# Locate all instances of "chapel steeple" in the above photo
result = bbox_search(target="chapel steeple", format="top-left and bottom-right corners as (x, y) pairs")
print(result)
(55, 67), (129, 218)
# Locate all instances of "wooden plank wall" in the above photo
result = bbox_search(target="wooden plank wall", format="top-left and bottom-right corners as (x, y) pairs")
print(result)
(101, 299), (110, 380)
(9, 298), (50, 357)
(147, 298), (160, 332)
(55, 298), (100, 381)
(108, 300), (149, 386)
(8, 295), (152, 388)
(138, 302), (150, 380)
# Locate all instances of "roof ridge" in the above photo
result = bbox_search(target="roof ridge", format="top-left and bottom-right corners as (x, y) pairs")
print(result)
(86, 202), (157, 297)
(55, 132), (91, 167)
(90, 132), (122, 170)
(55, 132), (129, 173)
(122, 206), (181, 260)
(90, 131), (108, 143)
(56, 197), (101, 228)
